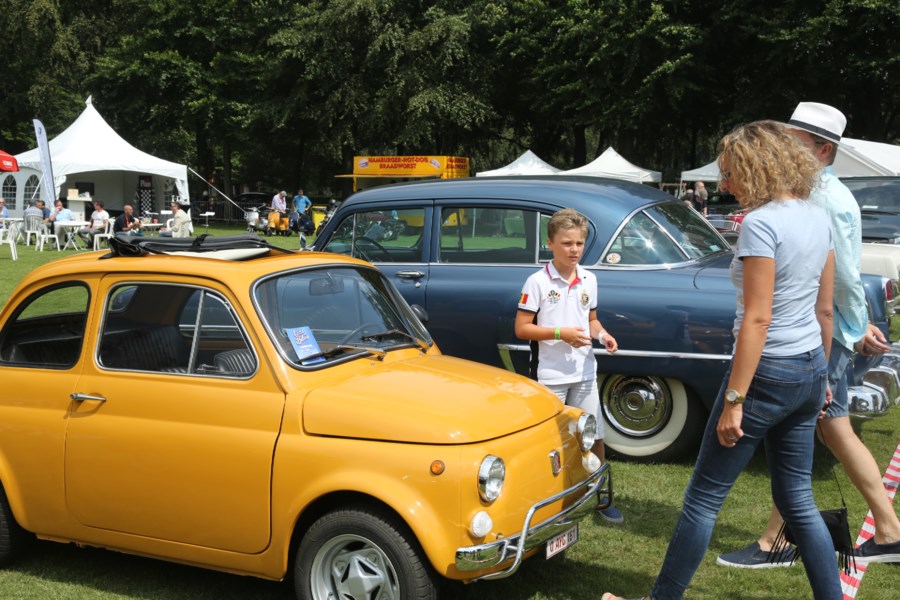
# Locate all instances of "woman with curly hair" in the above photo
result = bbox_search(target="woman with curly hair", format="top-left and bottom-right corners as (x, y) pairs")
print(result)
(603, 120), (840, 600)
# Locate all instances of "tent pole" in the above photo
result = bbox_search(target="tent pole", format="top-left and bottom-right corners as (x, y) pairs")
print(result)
(188, 167), (246, 214)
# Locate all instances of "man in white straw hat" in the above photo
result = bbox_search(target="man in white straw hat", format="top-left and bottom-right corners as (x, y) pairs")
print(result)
(717, 102), (900, 568)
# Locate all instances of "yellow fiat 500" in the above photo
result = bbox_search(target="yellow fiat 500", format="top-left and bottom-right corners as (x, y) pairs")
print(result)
(0, 235), (608, 600)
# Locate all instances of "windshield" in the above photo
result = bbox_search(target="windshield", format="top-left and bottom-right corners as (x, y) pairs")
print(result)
(601, 202), (728, 266)
(844, 179), (900, 214)
(253, 266), (432, 367)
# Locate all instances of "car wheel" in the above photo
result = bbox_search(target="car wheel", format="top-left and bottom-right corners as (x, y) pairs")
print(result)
(295, 506), (438, 600)
(598, 375), (705, 462)
(0, 485), (27, 565)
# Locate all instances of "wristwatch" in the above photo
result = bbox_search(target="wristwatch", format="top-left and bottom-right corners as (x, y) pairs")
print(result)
(725, 389), (745, 405)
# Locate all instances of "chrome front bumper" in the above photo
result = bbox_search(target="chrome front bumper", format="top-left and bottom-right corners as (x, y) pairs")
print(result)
(454, 461), (610, 580)
(850, 350), (900, 415)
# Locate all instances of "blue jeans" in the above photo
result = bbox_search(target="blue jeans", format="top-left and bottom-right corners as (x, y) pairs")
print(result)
(824, 342), (852, 418)
(651, 348), (842, 600)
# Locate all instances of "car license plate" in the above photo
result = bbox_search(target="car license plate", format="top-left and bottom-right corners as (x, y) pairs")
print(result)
(545, 526), (578, 558)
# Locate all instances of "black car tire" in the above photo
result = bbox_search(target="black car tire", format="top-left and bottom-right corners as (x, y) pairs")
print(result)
(599, 375), (705, 462)
(294, 506), (438, 600)
(0, 485), (27, 566)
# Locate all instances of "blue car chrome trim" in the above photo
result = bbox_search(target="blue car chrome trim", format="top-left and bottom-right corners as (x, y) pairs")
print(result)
(498, 343), (732, 364)
(455, 462), (609, 579)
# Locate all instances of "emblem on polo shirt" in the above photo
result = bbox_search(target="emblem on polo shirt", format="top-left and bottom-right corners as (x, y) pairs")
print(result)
(581, 290), (590, 307)
(547, 290), (561, 304)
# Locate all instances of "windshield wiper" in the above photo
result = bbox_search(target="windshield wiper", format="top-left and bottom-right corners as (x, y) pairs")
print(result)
(361, 329), (430, 352)
(300, 344), (386, 364)
(861, 208), (900, 215)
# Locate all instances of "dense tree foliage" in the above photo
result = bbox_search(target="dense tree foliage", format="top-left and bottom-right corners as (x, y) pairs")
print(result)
(0, 0), (897, 197)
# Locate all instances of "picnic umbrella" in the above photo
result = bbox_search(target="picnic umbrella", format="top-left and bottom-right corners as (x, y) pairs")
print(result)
(0, 150), (19, 172)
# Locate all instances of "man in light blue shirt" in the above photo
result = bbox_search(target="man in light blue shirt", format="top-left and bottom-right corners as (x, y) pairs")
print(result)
(48, 199), (75, 224)
(718, 102), (900, 569)
(293, 187), (312, 214)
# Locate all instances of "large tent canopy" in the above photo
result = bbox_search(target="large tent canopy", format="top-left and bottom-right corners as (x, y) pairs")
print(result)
(561, 146), (662, 183)
(680, 160), (720, 183)
(681, 138), (900, 183)
(14, 96), (188, 206)
(476, 150), (561, 176)
(835, 138), (900, 177)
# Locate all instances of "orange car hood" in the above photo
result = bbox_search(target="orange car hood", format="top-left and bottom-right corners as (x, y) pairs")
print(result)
(302, 354), (562, 444)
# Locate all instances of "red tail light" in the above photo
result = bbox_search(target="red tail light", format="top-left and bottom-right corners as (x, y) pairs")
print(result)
(886, 280), (895, 301)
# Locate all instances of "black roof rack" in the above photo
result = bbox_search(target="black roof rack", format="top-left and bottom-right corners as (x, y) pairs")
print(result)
(103, 233), (294, 259)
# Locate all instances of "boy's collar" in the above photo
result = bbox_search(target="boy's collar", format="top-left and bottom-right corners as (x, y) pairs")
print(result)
(545, 261), (584, 281)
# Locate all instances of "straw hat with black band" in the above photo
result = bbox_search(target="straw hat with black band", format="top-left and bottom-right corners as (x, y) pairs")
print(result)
(786, 102), (846, 145)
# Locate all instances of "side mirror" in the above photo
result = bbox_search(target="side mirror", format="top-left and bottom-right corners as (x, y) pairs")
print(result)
(410, 304), (428, 325)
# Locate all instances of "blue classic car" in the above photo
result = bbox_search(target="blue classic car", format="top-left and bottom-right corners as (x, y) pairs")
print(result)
(842, 177), (900, 244)
(314, 176), (898, 461)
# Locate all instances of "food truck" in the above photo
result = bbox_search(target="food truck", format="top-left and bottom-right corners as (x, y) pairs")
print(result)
(338, 155), (470, 192)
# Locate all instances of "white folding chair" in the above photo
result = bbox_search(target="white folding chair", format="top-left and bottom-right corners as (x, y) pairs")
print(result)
(36, 222), (60, 251)
(23, 214), (42, 246)
(3, 221), (17, 260)
(93, 220), (114, 250)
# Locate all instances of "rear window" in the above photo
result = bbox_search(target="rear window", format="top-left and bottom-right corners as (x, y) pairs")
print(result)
(602, 202), (728, 266)
(844, 179), (900, 213)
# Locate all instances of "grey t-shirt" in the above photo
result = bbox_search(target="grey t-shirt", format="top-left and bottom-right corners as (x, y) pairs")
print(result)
(730, 199), (833, 356)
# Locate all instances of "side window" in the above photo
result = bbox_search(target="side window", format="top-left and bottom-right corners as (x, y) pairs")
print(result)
(0, 283), (90, 368)
(323, 208), (425, 263)
(195, 293), (256, 377)
(98, 284), (255, 377)
(439, 207), (541, 264)
(539, 213), (552, 262)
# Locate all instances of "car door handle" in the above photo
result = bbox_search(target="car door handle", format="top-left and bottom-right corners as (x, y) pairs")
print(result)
(71, 393), (107, 403)
(396, 270), (425, 280)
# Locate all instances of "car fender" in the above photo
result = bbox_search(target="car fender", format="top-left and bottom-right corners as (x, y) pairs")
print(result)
(273, 460), (463, 577)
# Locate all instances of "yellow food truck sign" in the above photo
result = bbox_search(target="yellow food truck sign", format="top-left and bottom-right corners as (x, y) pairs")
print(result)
(338, 156), (470, 191)
(353, 156), (470, 178)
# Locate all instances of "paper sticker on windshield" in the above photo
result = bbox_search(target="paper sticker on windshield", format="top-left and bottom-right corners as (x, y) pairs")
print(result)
(286, 326), (325, 364)
(606, 253), (621, 264)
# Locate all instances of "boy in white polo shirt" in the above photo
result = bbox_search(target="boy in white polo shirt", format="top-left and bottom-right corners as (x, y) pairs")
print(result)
(515, 208), (622, 522)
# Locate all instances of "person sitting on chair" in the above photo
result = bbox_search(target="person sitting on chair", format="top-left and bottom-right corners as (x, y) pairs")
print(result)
(160, 201), (192, 238)
(48, 199), (74, 225)
(78, 201), (110, 248)
(114, 204), (143, 236)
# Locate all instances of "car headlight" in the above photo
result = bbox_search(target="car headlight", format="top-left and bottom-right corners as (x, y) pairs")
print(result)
(477, 455), (505, 503)
(577, 413), (598, 453)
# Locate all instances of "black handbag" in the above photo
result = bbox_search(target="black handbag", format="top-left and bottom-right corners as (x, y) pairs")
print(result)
(769, 424), (857, 574)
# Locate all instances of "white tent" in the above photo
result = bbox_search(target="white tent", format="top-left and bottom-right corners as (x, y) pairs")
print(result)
(476, 150), (562, 176)
(12, 97), (188, 214)
(835, 138), (900, 177)
(680, 160), (719, 183)
(560, 146), (662, 183)
(681, 137), (900, 182)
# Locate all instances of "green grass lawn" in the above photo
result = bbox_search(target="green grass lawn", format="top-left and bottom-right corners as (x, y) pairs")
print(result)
(1, 226), (898, 599)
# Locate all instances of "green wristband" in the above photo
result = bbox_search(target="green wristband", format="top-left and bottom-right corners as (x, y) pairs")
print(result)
(554, 327), (561, 340)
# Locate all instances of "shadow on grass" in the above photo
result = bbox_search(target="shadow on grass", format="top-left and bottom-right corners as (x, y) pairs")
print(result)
(8, 540), (293, 599)
(440, 549), (656, 600)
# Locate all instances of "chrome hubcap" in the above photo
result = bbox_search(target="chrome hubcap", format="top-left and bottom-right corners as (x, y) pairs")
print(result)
(311, 534), (399, 600)
(601, 375), (672, 437)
